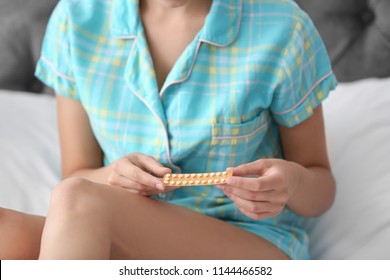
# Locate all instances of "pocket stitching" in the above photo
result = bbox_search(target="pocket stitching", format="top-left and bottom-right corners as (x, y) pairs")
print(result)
(211, 111), (269, 141)
(212, 121), (268, 140)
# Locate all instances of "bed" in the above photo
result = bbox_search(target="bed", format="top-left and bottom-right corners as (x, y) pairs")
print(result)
(1, 0), (390, 259)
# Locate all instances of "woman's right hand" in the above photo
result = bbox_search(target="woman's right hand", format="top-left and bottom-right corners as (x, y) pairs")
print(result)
(107, 153), (177, 196)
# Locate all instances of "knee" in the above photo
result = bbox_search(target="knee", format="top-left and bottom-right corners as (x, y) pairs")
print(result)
(48, 177), (96, 215)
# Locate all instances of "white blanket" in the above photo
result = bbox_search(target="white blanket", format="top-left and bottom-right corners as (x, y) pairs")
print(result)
(1, 78), (390, 259)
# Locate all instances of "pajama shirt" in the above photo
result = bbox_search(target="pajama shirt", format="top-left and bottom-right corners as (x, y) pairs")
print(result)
(36, 0), (337, 259)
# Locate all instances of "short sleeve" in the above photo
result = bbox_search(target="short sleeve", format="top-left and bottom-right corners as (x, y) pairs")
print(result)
(34, 1), (79, 100)
(271, 10), (337, 128)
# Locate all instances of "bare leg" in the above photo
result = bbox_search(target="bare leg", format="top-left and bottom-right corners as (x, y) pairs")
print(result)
(0, 207), (45, 259)
(39, 178), (288, 260)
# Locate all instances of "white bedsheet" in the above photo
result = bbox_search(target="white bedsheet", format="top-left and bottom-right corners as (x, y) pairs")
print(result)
(1, 77), (390, 259)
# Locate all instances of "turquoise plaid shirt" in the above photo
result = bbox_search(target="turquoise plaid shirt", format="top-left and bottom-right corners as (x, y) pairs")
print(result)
(36, 0), (337, 259)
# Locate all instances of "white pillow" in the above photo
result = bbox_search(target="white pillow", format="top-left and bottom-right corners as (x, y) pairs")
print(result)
(305, 78), (390, 259)
(0, 91), (60, 215)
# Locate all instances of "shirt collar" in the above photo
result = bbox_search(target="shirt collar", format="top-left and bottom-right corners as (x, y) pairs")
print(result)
(200, 0), (242, 46)
(110, 0), (242, 46)
(110, 0), (139, 38)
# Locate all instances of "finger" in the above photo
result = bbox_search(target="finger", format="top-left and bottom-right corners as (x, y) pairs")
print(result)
(117, 162), (165, 190)
(225, 187), (288, 211)
(224, 176), (274, 192)
(237, 207), (276, 221)
(131, 153), (172, 177)
(227, 159), (271, 177)
(116, 185), (173, 196)
(222, 184), (274, 202)
(113, 174), (180, 195)
(116, 177), (181, 195)
(108, 173), (133, 188)
(108, 173), (156, 191)
(226, 192), (277, 214)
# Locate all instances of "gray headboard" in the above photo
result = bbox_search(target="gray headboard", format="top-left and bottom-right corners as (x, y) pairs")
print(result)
(0, 0), (58, 93)
(295, 0), (390, 81)
(0, 0), (389, 93)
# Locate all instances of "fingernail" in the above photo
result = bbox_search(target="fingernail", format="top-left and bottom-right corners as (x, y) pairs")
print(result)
(226, 177), (233, 185)
(156, 183), (165, 190)
(215, 184), (224, 190)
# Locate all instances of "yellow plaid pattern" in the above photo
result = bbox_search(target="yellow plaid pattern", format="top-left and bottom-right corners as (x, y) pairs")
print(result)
(35, 0), (337, 259)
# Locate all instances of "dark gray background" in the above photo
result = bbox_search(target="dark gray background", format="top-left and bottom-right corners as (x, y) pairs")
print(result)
(0, 0), (389, 93)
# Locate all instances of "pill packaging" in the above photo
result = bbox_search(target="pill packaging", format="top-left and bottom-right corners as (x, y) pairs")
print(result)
(162, 170), (233, 186)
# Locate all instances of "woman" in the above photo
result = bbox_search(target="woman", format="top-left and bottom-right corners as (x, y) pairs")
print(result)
(0, 0), (337, 259)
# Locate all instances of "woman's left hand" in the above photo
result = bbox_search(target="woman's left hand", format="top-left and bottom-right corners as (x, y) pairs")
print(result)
(216, 159), (302, 220)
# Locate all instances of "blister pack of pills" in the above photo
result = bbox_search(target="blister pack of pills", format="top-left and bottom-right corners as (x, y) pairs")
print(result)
(162, 170), (233, 186)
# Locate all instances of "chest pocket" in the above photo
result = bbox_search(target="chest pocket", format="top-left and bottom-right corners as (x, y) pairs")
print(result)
(210, 110), (270, 166)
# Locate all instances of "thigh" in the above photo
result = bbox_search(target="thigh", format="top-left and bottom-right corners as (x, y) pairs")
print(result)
(0, 208), (45, 259)
(86, 182), (288, 260)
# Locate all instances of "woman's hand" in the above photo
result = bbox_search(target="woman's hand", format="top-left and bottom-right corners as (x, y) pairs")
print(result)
(216, 159), (303, 220)
(108, 153), (177, 196)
